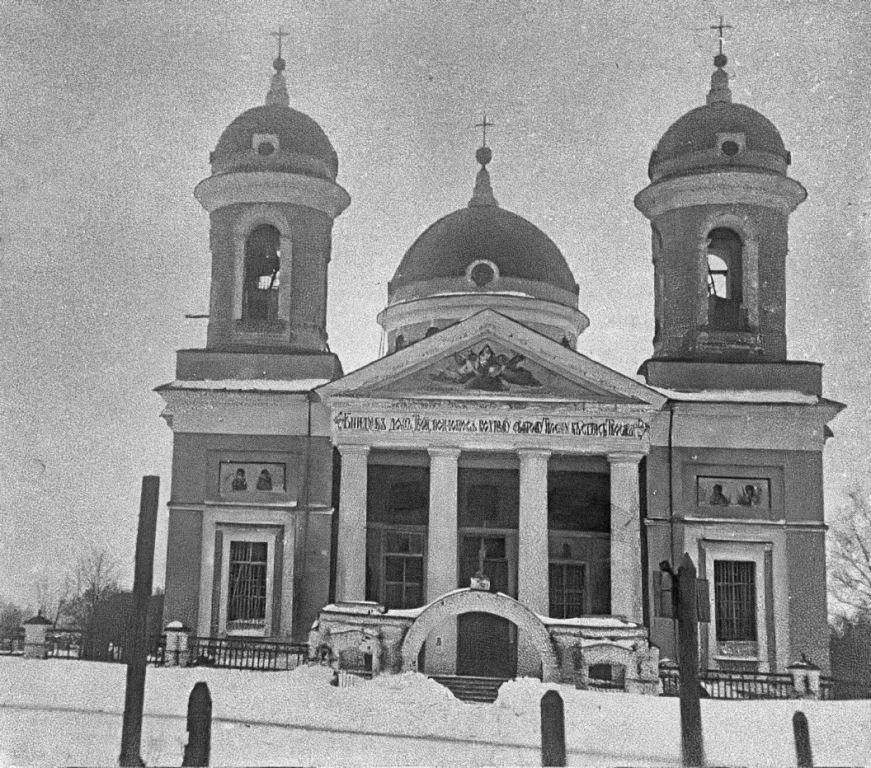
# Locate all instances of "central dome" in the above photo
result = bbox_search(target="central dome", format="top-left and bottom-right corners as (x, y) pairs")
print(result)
(390, 205), (578, 300)
(378, 150), (587, 355)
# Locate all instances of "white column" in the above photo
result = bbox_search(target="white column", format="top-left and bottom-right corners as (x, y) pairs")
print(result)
(427, 448), (460, 600)
(425, 448), (460, 675)
(335, 444), (369, 602)
(608, 452), (644, 621)
(518, 449), (551, 616)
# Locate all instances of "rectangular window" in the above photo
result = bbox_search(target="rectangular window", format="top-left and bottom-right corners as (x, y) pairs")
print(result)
(549, 563), (586, 619)
(382, 531), (424, 610)
(714, 560), (757, 641)
(227, 541), (268, 632)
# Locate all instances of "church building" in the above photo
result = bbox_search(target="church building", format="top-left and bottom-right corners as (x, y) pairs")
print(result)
(158, 42), (842, 680)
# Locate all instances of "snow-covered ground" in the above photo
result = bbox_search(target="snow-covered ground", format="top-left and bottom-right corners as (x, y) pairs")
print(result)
(0, 657), (868, 766)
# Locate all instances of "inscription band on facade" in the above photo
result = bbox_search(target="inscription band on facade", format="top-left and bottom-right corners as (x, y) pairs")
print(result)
(333, 411), (650, 440)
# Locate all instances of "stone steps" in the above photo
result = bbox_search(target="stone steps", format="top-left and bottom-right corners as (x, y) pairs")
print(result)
(429, 674), (510, 703)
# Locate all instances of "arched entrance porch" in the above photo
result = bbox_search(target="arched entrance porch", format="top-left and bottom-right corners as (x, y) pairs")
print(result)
(399, 588), (560, 682)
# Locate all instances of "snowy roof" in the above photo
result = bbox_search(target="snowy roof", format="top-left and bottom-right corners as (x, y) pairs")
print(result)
(160, 379), (330, 393)
(654, 388), (819, 405)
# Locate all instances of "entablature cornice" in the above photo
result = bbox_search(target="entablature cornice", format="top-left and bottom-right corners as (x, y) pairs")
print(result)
(327, 395), (655, 455)
(159, 388), (331, 436)
(648, 400), (842, 452)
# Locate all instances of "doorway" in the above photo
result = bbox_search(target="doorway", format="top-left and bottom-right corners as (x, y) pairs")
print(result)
(456, 535), (517, 677)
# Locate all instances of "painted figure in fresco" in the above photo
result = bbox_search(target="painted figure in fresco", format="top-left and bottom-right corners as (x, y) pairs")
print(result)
(231, 468), (248, 491)
(432, 345), (541, 390)
(256, 468), (273, 491)
(709, 483), (730, 506)
(738, 484), (761, 506)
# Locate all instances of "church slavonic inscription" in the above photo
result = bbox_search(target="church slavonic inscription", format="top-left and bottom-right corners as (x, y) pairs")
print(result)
(333, 411), (650, 441)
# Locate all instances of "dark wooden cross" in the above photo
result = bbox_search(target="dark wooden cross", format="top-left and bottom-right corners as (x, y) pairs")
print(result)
(475, 114), (495, 147)
(271, 26), (290, 59)
(710, 15), (733, 56)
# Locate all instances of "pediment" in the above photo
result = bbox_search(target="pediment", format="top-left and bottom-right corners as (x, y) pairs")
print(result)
(318, 311), (666, 408)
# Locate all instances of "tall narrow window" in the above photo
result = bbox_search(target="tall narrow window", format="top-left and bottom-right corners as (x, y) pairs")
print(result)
(714, 560), (757, 641)
(549, 562), (586, 619)
(382, 530), (424, 609)
(243, 225), (281, 320)
(227, 541), (268, 632)
(706, 228), (743, 330)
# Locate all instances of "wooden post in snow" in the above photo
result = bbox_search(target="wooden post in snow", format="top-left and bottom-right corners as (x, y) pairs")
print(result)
(793, 711), (813, 767)
(118, 475), (160, 767)
(540, 689), (566, 767)
(676, 553), (704, 767)
(182, 682), (212, 767)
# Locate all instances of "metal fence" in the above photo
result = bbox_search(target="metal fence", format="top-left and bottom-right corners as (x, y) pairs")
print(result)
(0, 630), (165, 664)
(188, 636), (308, 671)
(660, 667), (871, 700)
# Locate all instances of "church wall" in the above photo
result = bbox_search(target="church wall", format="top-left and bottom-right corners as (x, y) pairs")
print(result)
(292, 510), (334, 643)
(168, 432), (334, 508)
(644, 443), (827, 671)
(786, 528), (830, 673)
(162, 508), (203, 629)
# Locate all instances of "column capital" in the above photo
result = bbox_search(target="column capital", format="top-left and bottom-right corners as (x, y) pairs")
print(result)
(607, 451), (644, 465)
(517, 448), (552, 460)
(337, 443), (370, 457)
(427, 447), (461, 460)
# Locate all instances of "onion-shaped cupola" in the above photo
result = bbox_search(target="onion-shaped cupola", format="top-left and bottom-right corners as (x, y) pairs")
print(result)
(194, 48), (350, 353)
(378, 138), (588, 354)
(635, 48), (806, 368)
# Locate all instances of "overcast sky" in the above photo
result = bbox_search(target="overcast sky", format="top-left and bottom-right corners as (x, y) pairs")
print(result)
(0, 0), (867, 608)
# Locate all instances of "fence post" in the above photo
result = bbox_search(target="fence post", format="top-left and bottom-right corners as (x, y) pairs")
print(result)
(676, 553), (704, 767)
(182, 682), (212, 767)
(793, 711), (813, 768)
(119, 475), (160, 767)
(540, 689), (566, 767)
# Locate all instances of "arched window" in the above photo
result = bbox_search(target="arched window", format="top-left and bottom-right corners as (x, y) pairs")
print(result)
(243, 225), (281, 320)
(706, 228), (743, 330)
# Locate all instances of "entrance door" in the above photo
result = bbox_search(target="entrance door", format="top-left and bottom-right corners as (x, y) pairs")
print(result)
(456, 535), (516, 677)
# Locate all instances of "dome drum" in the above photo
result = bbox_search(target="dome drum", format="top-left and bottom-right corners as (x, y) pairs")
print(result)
(378, 293), (589, 353)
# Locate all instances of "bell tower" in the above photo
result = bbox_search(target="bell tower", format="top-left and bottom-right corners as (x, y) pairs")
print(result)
(193, 48), (349, 360)
(635, 51), (809, 389)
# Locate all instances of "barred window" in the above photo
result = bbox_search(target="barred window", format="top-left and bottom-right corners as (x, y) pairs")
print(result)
(383, 531), (424, 610)
(714, 560), (757, 641)
(549, 563), (586, 619)
(227, 541), (268, 631)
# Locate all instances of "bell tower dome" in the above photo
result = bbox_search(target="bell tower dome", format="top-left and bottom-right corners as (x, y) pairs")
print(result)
(634, 50), (818, 392)
(194, 50), (350, 356)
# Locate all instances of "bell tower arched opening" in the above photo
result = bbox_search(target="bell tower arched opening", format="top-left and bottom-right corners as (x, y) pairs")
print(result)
(243, 224), (281, 321)
(706, 227), (744, 330)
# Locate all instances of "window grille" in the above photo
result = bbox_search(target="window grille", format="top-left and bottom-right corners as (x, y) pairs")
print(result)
(382, 531), (424, 609)
(227, 541), (268, 631)
(714, 560), (757, 641)
(549, 563), (586, 619)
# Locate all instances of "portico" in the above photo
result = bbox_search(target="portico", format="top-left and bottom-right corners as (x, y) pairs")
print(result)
(316, 310), (666, 676)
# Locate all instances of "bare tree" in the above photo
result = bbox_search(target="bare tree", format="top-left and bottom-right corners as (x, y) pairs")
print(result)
(57, 546), (122, 631)
(828, 488), (871, 621)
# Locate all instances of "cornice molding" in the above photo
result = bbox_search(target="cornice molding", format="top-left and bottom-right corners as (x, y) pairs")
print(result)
(194, 171), (350, 218)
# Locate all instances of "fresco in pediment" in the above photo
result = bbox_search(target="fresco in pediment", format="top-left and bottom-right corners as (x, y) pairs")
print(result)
(431, 344), (541, 392)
